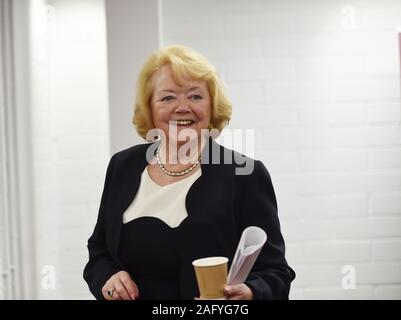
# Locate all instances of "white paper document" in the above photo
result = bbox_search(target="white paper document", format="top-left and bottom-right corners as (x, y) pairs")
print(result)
(227, 226), (267, 285)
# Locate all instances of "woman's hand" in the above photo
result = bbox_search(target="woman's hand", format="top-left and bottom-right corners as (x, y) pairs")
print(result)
(195, 283), (254, 300)
(102, 271), (139, 300)
(224, 283), (253, 300)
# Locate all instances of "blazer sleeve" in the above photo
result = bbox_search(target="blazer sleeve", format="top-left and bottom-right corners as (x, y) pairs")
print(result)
(236, 160), (296, 300)
(83, 155), (120, 300)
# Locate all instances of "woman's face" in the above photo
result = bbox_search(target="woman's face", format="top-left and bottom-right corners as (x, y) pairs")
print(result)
(150, 64), (212, 146)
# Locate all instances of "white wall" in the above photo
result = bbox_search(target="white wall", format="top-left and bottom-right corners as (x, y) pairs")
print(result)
(0, 0), (8, 300)
(162, 0), (401, 299)
(0, 198), (3, 300)
(22, 0), (401, 300)
(30, 0), (110, 299)
(28, 0), (159, 300)
(105, 0), (160, 154)
(1, 0), (36, 299)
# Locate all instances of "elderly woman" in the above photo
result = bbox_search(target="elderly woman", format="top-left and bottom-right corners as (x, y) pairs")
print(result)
(83, 45), (295, 300)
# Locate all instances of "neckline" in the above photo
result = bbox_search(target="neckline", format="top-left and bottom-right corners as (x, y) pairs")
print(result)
(145, 166), (202, 188)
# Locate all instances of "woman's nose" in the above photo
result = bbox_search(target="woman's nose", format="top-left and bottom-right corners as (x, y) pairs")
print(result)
(174, 96), (191, 113)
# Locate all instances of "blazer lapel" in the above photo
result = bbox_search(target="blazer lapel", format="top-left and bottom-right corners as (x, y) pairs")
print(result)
(110, 143), (152, 261)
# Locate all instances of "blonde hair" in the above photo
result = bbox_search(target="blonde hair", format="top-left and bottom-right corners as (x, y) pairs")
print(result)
(133, 45), (232, 140)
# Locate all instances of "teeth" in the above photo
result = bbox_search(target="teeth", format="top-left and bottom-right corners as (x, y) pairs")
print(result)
(174, 120), (193, 125)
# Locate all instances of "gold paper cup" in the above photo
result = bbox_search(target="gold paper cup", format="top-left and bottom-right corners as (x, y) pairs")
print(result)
(192, 256), (228, 299)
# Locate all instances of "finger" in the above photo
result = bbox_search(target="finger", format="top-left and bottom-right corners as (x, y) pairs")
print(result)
(102, 288), (112, 300)
(102, 287), (120, 301)
(133, 282), (140, 297)
(114, 279), (131, 300)
(224, 285), (245, 297)
(102, 283), (115, 300)
(121, 276), (139, 299)
(223, 285), (234, 296)
(111, 291), (122, 300)
(225, 284), (253, 300)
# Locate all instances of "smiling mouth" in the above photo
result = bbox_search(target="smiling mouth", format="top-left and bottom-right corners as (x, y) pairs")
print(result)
(170, 120), (195, 126)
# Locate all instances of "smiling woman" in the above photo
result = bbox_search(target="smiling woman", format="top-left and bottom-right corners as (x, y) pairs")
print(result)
(150, 64), (212, 156)
(133, 45), (232, 140)
(83, 45), (295, 300)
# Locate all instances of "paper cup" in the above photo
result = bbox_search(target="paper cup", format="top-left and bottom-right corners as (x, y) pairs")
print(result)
(192, 256), (228, 299)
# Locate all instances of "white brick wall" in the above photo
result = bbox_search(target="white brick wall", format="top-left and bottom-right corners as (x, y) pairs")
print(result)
(0, 160), (4, 299)
(163, 0), (401, 299)
(24, 0), (401, 300)
(30, 0), (109, 299)
(0, 242), (3, 300)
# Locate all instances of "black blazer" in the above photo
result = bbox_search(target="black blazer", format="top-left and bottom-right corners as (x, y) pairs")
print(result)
(83, 139), (295, 299)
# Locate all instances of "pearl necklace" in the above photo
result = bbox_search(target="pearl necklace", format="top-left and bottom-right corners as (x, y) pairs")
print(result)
(155, 146), (201, 176)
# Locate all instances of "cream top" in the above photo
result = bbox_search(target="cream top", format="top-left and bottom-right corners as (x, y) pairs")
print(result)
(122, 167), (202, 228)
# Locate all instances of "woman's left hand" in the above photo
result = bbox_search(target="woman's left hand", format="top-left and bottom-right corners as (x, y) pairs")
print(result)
(224, 283), (253, 300)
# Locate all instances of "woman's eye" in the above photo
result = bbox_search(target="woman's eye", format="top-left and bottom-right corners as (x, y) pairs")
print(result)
(190, 95), (202, 101)
(161, 96), (175, 102)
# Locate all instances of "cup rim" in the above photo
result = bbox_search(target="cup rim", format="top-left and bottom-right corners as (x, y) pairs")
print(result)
(192, 256), (228, 267)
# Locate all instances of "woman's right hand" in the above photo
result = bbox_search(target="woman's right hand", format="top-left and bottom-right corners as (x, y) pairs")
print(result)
(102, 271), (139, 300)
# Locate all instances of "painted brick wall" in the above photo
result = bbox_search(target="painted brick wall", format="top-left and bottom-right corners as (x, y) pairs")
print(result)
(162, 0), (401, 299)
(0, 160), (4, 299)
(26, 0), (401, 300)
(30, 0), (109, 299)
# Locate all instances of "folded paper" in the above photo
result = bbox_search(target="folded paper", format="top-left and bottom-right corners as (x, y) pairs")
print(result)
(227, 226), (267, 285)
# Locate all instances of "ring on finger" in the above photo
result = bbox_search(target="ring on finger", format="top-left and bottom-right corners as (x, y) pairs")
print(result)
(107, 288), (114, 297)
